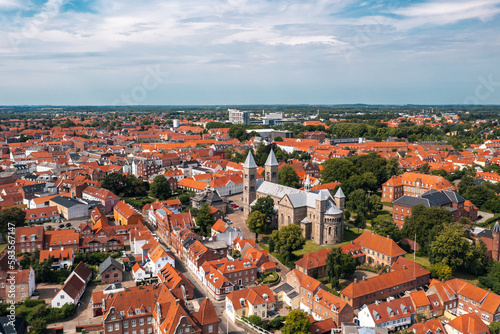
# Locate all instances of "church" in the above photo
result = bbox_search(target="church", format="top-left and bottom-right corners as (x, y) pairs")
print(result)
(243, 149), (345, 245)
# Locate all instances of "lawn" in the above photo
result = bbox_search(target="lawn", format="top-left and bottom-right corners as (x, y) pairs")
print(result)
(454, 271), (479, 285)
(404, 253), (431, 269)
(0, 244), (6, 253)
(292, 228), (363, 256)
(292, 240), (336, 257)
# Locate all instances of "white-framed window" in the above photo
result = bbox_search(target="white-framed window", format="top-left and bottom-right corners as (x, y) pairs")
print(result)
(115, 324), (119, 331)
(108, 324), (113, 332)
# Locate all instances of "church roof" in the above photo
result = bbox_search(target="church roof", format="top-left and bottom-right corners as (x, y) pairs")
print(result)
(243, 151), (257, 169)
(265, 149), (279, 167)
(334, 187), (345, 198)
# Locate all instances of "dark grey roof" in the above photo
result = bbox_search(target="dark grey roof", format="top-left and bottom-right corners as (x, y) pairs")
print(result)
(273, 283), (294, 294)
(22, 182), (46, 193)
(99, 256), (122, 275)
(50, 196), (87, 208)
(477, 229), (493, 239)
(393, 196), (432, 208)
(421, 189), (465, 206)
(474, 178), (487, 186)
(0, 316), (27, 334)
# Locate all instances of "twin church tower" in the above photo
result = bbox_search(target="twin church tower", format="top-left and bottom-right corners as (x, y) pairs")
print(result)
(242, 149), (345, 246)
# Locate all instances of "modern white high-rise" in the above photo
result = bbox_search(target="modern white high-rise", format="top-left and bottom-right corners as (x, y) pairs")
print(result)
(228, 108), (250, 124)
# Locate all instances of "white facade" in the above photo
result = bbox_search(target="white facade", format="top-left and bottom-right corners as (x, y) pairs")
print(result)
(133, 266), (146, 282)
(145, 255), (175, 276)
(51, 289), (74, 308)
(213, 180), (242, 197)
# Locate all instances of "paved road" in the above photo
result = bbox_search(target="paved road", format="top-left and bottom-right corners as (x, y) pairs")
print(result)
(153, 224), (245, 334)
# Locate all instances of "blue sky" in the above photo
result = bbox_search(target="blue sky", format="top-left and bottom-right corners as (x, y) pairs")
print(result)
(0, 0), (499, 105)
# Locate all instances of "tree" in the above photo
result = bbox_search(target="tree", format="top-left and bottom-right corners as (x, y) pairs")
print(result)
(386, 157), (401, 178)
(195, 204), (213, 237)
(321, 159), (355, 184)
(29, 318), (47, 334)
(247, 211), (266, 241)
(466, 239), (489, 276)
(371, 215), (402, 242)
(0, 207), (26, 232)
(274, 136), (283, 142)
(347, 189), (369, 217)
(150, 175), (171, 200)
(489, 322), (500, 334)
(281, 309), (311, 334)
(272, 224), (306, 260)
(354, 214), (366, 233)
(278, 165), (300, 189)
(251, 196), (275, 228)
(430, 224), (470, 271)
(419, 162), (430, 174)
(368, 194), (382, 214)
(401, 205), (454, 255)
(479, 262), (500, 294)
(268, 236), (275, 253)
(326, 247), (356, 288)
(429, 263), (452, 281)
(123, 175), (149, 197)
(101, 172), (128, 195)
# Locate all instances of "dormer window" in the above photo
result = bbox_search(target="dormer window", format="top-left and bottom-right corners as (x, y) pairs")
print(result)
(135, 308), (139, 314)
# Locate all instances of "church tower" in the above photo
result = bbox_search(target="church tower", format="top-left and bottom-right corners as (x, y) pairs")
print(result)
(243, 151), (257, 217)
(334, 187), (345, 211)
(265, 148), (279, 184)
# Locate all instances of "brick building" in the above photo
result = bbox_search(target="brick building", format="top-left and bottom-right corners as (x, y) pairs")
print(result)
(382, 172), (455, 203)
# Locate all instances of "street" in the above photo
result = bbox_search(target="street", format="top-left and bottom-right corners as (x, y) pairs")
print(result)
(152, 224), (245, 334)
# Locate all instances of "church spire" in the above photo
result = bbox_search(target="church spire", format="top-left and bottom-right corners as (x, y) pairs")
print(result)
(304, 175), (311, 192)
(265, 148), (279, 167)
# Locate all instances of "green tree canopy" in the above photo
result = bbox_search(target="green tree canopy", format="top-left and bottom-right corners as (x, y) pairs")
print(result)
(271, 224), (306, 261)
(401, 205), (454, 255)
(371, 214), (402, 242)
(321, 159), (355, 184)
(281, 309), (311, 334)
(251, 196), (275, 228)
(101, 172), (128, 195)
(150, 175), (171, 200)
(195, 203), (213, 237)
(326, 247), (356, 288)
(489, 322), (500, 334)
(0, 207), (26, 232)
(278, 165), (300, 189)
(247, 211), (266, 241)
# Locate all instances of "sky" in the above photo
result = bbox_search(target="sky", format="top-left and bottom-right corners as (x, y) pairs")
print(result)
(0, 0), (499, 105)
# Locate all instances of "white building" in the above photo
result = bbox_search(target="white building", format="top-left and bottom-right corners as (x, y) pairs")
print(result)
(132, 263), (147, 282)
(358, 297), (414, 331)
(51, 262), (92, 308)
(144, 246), (175, 276)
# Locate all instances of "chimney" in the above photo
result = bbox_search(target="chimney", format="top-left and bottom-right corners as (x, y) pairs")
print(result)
(354, 278), (357, 283)
(363, 276), (366, 281)
(403, 265), (406, 270)
(387, 235), (390, 239)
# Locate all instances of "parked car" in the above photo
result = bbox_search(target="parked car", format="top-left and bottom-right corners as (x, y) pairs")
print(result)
(239, 207), (244, 211)
(58, 224), (64, 228)
(65, 223), (71, 227)
(32, 290), (39, 296)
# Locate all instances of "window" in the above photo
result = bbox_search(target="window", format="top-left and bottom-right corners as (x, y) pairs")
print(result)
(208, 325), (213, 333)
(124, 321), (129, 328)
(140, 319), (144, 326)
(115, 324), (119, 331)
(108, 325), (113, 332)
(132, 320), (136, 327)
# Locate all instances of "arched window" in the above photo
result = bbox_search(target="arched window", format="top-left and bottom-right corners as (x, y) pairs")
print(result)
(328, 227), (332, 235)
